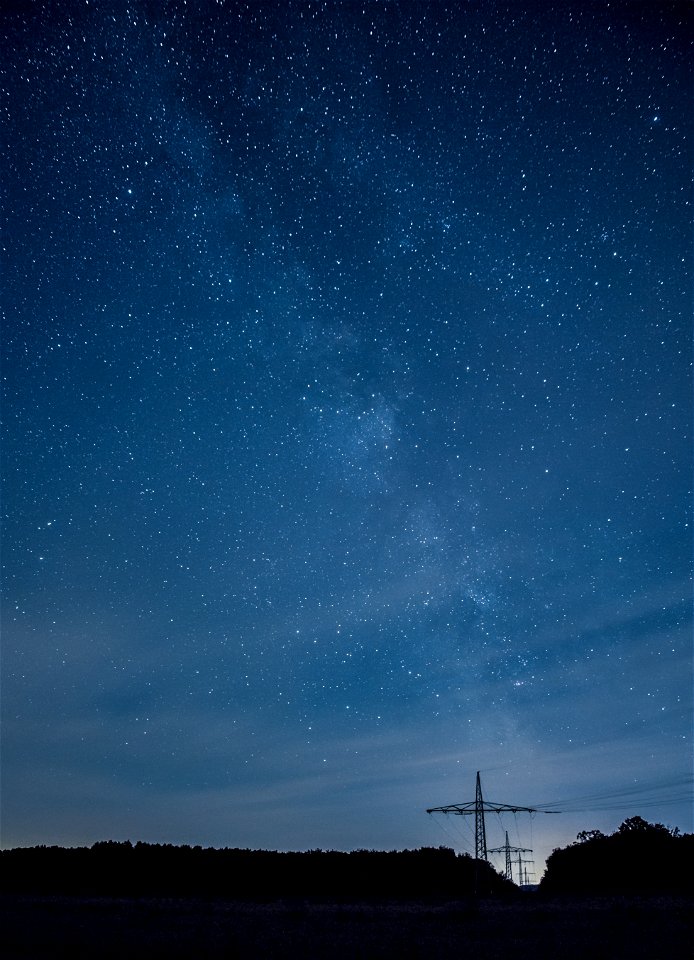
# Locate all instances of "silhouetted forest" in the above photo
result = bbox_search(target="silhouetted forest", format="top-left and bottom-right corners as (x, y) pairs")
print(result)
(540, 817), (694, 895)
(2, 828), (693, 959)
(0, 843), (514, 900)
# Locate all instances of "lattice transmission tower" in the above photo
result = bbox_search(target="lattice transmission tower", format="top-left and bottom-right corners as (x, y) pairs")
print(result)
(516, 852), (535, 886)
(427, 770), (558, 865)
(488, 830), (532, 883)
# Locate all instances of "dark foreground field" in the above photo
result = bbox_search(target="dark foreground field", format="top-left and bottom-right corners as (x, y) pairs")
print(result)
(1, 894), (692, 959)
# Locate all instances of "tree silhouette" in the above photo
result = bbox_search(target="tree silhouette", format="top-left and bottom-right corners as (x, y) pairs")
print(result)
(541, 817), (693, 895)
(0, 843), (515, 900)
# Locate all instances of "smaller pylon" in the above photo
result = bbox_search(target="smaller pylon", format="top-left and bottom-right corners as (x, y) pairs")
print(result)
(488, 831), (531, 883)
(516, 851), (535, 887)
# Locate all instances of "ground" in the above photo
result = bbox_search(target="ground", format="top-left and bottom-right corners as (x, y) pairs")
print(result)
(1, 894), (692, 958)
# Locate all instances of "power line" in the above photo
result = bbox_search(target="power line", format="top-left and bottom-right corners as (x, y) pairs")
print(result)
(531, 774), (694, 814)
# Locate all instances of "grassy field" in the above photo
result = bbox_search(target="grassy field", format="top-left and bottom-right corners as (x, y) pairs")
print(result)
(2, 894), (693, 958)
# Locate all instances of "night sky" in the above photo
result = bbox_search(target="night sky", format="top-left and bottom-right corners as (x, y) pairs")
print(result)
(3, 1), (692, 880)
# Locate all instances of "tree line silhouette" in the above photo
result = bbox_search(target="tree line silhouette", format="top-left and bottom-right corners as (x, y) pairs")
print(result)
(3, 817), (690, 900)
(0, 843), (514, 900)
(540, 816), (693, 895)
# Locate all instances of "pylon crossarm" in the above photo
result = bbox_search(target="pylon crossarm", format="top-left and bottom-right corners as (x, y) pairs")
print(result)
(427, 802), (559, 815)
(488, 845), (531, 853)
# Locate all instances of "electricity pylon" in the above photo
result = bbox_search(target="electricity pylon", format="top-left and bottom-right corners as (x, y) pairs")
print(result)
(427, 770), (559, 863)
(516, 852), (535, 886)
(488, 831), (532, 883)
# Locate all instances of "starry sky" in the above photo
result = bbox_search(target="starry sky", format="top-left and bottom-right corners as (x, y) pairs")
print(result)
(2, 1), (692, 880)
